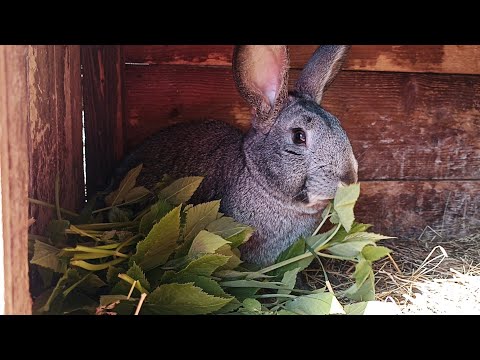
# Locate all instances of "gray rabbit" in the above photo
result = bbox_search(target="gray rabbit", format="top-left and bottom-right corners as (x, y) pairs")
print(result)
(116, 45), (358, 266)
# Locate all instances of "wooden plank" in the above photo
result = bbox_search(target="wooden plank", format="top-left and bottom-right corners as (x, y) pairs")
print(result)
(81, 46), (126, 196)
(124, 45), (480, 75)
(28, 46), (84, 237)
(124, 65), (480, 181)
(0, 45), (32, 314)
(357, 181), (480, 239)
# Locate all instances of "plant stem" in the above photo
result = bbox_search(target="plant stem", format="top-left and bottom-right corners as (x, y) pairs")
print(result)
(134, 293), (148, 315)
(118, 273), (150, 294)
(312, 203), (331, 236)
(92, 195), (150, 214)
(28, 198), (79, 217)
(75, 222), (138, 230)
(258, 253), (313, 274)
(70, 257), (126, 271)
(63, 245), (128, 257)
(116, 234), (143, 254)
(316, 252), (356, 261)
(315, 223), (342, 252)
(253, 294), (298, 299)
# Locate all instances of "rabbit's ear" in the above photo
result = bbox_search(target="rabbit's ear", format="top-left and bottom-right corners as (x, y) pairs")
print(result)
(233, 45), (289, 133)
(295, 45), (350, 104)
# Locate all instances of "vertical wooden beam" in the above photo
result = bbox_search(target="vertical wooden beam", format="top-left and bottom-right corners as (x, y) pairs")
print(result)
(0, 45), (31, 314)
(81, 46), (126, 196)
(28, 46), (85, 236)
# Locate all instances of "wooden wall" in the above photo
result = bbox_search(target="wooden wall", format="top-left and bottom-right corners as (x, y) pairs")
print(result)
(121, 45), (480, 239)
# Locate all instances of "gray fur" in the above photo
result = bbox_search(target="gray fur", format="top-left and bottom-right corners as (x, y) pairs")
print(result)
(114, 45), (357, 266)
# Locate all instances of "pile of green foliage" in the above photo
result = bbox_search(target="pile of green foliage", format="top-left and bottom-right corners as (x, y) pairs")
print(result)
(29, 164), (393, 315)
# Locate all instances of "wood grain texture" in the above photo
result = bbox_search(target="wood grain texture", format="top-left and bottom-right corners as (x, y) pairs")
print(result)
(124, 45), (480, 75)
(358, 181), (480, 239)
(124, 65), (480, 180)
(81, 46), (126, 196)
(0, 45), (32, 314)
(28, 46), (84, 237)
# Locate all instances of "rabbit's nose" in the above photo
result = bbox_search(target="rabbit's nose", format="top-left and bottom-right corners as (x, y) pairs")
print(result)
(339, 168), (358, 186)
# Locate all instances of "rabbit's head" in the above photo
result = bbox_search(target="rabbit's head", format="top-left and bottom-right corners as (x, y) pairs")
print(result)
(234, 45), (358, 214)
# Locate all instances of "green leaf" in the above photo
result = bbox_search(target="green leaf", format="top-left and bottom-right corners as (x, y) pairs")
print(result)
(30, 240), (65, 273)
(184, 200), (221, 242)
(333, 183), (360, 232)
(216, 245), (243, 270)
(344, 301), (400, 315)
(344, 269), (375, 302)
(206, 217), (254, 248)
(278, 268), (300, 295)
(47, 219), (70, 246)
(353, 260), (372, 287)
(124, 186), (151, 203)
(106, 266), (123, 284)
(224, 287), (259, 302)
(112, 262), (151, 296)
(284, 292), (345, 315)
(159, 176), (204, 205)
(344, 231), (394, 243)
(144, 283), (232, 315)
(105, 164), (143, 206)
(179, 254), (230, 277)
(131, 205), (181, 271)
(242, 298), (262, 312)
(273, 238), (313, 277)
(40, 269), (80, 313)
(188, 230), (230, 258)
(139, 199), (173, 235)
(108, 207), (130, 223)
(362, 245), (392, 262)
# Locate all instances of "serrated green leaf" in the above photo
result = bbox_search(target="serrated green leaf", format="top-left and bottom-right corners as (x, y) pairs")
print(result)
(353, 260), (371, 287)
(344, 269), (375, 301)
(273, 238), (313, 277)
(47, 219), (70, 246)
(105, 164), (143, 206)
(278, 268), (301, 295)
(188, 230), (230, 258)
(206, 217), (254, 248)
(112, 262), (151, 295)
(333, 183), (360, 232)
(179, 254), (230, 277)
(159, 272), (239, 313)
(124, 186), (151, 203)
(184, 200), (221, 242)
(284, 292), (345, 315)
(225, 286), (259, 301)
(139, 199), (173, 236)
(106, 266), (123, 284)
(159, 176), (204, 205)
(144, 283), (232, 315)
(108, 207), (130, 223)
(30, 240), (65, 273)
(131, 205), (181, 271)
(216, 245), (243, 270)
(362, 245), (392, 262)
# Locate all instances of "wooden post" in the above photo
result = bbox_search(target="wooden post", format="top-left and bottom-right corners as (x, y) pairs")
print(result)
(28, 46), (85, 236)
(81, 46), (126, 197)
(0, 46), (31, 314)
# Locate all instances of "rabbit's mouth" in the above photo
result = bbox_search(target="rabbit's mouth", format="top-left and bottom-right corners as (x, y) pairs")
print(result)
(304, 194), (332, 212)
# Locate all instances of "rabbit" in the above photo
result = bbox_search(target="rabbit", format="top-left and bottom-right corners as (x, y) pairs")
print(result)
(114, 45), (358, 266)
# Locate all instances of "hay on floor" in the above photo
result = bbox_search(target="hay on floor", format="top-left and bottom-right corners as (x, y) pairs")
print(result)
(302, 230), (480, 314)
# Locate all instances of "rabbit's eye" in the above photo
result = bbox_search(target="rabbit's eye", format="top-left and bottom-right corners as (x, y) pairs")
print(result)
(292, 129), (306, 145)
